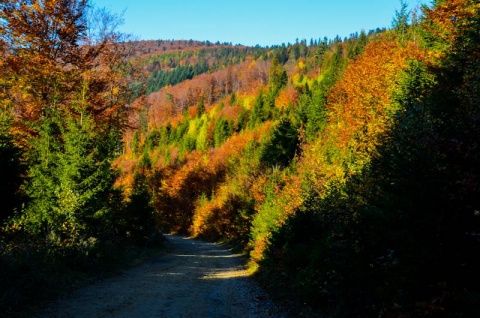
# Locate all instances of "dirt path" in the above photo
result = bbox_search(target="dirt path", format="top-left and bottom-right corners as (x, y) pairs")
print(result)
(37, 235), (286, 318)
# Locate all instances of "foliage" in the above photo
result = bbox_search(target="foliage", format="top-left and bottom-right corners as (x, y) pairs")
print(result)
(18, 108), (120, 246)
(260, 117), (300, 168)
(8, 1), (476, 317)
(0, 0), (137, 132)
(0, 2), (161, 315)
(252, 2), (480, 317)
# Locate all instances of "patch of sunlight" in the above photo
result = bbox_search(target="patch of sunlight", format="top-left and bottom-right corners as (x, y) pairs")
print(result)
(173, 254), (243, 259)
(202, 268), (252, 280)
(246, 260), (259, 275)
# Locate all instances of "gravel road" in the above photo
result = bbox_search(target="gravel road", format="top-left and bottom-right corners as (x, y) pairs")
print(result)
(37, 234), (286, 318)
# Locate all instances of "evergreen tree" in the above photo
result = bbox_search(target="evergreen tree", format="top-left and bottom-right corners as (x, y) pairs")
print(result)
(213, 117), (232, 147)
(268, 57), (288, 97)
(197, 97), (205, 116)
(21, 108), (122, 245)
(260, 117), (300, 167)
(392, 0), (410, 43)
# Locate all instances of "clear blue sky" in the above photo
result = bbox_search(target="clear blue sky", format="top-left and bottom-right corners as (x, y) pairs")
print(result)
(91, 0), (425, 46)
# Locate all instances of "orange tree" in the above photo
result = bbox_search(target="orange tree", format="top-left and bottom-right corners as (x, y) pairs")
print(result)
(0, 0), (135, 132)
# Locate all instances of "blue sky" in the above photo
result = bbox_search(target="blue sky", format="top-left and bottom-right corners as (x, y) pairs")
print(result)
(91, 0), (425, 46)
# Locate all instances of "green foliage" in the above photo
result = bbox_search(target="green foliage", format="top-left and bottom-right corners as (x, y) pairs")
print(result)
(268, 57), (288, 97)
(175, 120), (189, 142)
(273, 46), (289, 64)
(144, 130), (160, 152)
(392, 0), (410, 43)
(19, 109), (121, 246)
(297, 82), (328, 141)
(144, 46), (260, 94)
(195, 119), (210, 150)
(197, 98), (205, 116)
(260, 117), (300, 167)
(213, 117), (233, 148)
(87, 5), (480, 317)
(249, 91), (267, 128)
(321, 43), (348, 89)
(346, 30), (368, 59)
(146, 64), (208, 94)
(258, 5), (480, 316)
(131, 131), (140, 157)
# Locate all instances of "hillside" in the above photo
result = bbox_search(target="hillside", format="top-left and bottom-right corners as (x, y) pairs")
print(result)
(115, 1), (480, 315)
(1, 0), (480, 317)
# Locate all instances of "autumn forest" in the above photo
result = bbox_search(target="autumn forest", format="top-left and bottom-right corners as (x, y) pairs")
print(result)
(1, 0), (480, 316)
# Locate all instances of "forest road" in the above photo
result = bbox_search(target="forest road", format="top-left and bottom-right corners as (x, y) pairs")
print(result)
(37, 234), (286, 318)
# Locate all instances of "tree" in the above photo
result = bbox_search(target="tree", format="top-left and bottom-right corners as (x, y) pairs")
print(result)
(213, 117), (232, 148)
(392, 0), (410, 43)
(0, 0), (135, 132)
(21, 108), (122, 245)
(0, 0), (145, 246)
(260, 117), (299, 167)
(268, 56), (288, 97)
(197, 97), (205, 116)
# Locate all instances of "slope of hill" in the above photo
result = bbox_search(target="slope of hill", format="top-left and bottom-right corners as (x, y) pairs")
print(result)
(2, 1), (479, 317)
(114, 2), (480, 316)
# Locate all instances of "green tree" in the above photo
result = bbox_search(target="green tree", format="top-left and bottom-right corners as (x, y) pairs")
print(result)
(213, 117), (232, 148)
(197, 97), (205, 116)
(298, 82), (328, 141)
(131, 131), (140, 157)
(21, 108), (122, 245)
(268, 56), (288, 97)
(260, 117), (300, 168)
(392, 0), (410, 43)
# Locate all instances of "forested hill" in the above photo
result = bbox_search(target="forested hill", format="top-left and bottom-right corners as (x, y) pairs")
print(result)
(2, 0), (480, 317)
(124, 40), (265, 95)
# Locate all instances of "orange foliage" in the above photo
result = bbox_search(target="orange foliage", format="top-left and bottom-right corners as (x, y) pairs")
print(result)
(137, 59), (269, 130)
(1, 0), (135, 133)
(113, 156), (139, 195)
(301, 38), (425, 192)
(188, 124), (273, 237)
(218, 103), (244, 121)
(424, 0), (480, 45)
(275, 86), (299, 110)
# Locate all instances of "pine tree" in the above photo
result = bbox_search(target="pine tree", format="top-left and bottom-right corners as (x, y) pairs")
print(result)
(260, 117), (299, 167)
(21, 108), (122, 245)
(392, 0), (410, 43)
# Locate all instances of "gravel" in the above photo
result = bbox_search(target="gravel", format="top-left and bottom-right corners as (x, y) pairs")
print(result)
(36, 234), (287, 318)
